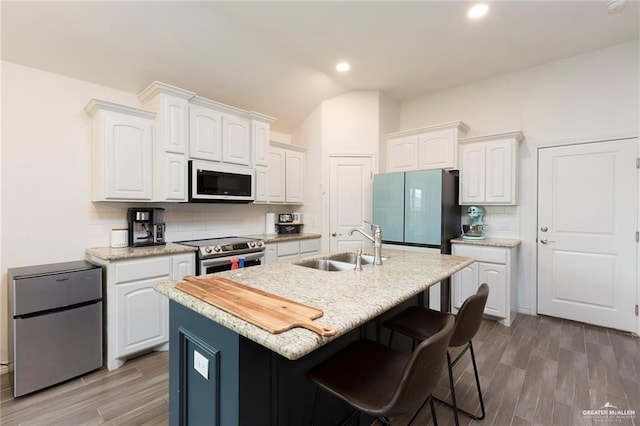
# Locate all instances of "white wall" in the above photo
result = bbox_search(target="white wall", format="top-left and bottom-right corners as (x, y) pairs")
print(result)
(0, 61), (287, 365)
(399, 40), (640, 315)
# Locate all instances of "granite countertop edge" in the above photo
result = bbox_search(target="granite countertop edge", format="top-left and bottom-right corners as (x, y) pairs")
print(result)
(243, 233), (322, 243)
(155, 248), (474, 361)
(450, 237), (521, 248)
(86, 243), (198, 261)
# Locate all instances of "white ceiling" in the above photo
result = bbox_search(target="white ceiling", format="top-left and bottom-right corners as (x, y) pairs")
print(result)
(2, 1), (638, 133)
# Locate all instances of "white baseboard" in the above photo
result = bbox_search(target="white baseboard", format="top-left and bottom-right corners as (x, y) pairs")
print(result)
(517, 306), (532, 315)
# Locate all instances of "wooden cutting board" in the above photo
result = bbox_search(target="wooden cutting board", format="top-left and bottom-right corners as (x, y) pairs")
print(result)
(176, 275), (336, 337)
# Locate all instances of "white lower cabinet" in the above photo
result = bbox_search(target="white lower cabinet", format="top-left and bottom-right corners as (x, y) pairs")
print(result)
(263, 238), (321, 264)
(90, 252), (195, 370)
(451, 243), (517, 326)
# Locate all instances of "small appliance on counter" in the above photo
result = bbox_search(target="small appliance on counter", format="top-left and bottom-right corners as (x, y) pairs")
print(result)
(276, 212), (303, 234)
(127, 207), (166, 247)
(461, 205), (487, 240)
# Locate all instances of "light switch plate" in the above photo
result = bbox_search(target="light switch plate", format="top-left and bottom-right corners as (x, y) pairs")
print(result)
(194, 349), (209, 379)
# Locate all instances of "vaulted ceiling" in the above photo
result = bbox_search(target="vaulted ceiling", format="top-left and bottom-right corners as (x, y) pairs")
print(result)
(2, 1), (638, 132)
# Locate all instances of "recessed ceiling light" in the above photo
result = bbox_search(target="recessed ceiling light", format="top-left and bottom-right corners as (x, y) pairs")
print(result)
(336, 62), (351, 73)
(467, 3), (489, 20)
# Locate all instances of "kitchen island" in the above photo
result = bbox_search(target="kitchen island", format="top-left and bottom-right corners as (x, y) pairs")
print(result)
(155, 248), (474, 425)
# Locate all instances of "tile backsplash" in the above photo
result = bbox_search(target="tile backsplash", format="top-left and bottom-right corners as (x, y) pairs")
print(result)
(87, 202), (298, 248)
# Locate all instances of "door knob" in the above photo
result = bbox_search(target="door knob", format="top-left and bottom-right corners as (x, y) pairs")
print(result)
(331, 232), (340, 237)
(540, 226), (548, 232)
(540, 239), (556, 245)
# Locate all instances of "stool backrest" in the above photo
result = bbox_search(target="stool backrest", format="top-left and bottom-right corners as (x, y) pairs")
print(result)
(450, 283), (489, 347)
(382, 314), (455, 415)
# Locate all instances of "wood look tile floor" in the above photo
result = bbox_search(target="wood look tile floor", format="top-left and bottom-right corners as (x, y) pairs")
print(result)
(1, 314), (639, 426)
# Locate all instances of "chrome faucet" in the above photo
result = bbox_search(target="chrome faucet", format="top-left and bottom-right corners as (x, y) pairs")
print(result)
(348, 222), (383, 265)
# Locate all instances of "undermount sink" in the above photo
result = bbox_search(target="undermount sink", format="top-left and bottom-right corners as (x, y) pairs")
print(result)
(295, 259), (355, 272)
(295, 252), (387, 271)
(326, 253), (374, 265)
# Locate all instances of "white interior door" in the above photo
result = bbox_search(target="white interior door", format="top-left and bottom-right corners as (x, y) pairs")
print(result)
(537, 138), (637, 332)
(329, 156), (374, 252)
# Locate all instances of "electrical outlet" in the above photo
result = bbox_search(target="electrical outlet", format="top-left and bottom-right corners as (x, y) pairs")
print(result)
(194, 350), (209, 380)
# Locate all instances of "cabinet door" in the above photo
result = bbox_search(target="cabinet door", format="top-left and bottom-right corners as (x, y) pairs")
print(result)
(485, 140), (515, 204)
(173, 253), (195, 280)
(222, 114), (250, 166)
(452, 262), (479, 310)
(285, 150), (304, 203)
(387, 135), (418, 172)
(417, 129), (456, 170)
(254, 166), (269, 203)
(189, 105), (222, 161)
(104, 113), (154, 200)
(253, 121), (270, 167)
(161, 96), (189, 154)
(158, 153), (186, 201)
(459, 142), (486, 204)
(268, 148), (286, 202)
(264, 244), (277, 264)
(478, 262), (507, 318)
(115, 278), (169, 357)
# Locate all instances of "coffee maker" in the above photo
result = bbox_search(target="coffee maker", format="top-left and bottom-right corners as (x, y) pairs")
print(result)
(127, 207), (166, 247)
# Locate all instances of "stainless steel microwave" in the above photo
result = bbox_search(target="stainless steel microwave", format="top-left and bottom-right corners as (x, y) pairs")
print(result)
(188, 160), (255, 203)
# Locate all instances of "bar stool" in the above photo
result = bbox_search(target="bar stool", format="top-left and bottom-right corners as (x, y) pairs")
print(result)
(383, 283), (489, 426)
(307, 315), (455, 425)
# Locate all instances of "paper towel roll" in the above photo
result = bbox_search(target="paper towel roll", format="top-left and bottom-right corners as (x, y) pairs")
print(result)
(265, 212), (276, 236)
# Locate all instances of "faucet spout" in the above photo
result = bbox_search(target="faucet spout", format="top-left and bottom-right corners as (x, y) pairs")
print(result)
(347, 223), (383, 265)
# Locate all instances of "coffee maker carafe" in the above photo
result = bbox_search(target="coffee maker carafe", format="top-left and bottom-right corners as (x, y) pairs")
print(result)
(127, 207), (166, 247)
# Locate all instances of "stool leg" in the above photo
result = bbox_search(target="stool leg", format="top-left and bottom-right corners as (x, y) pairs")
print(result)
(429, 396), (438, 426)
(445, 351), (460, 426)
(469, 341), (486, 420)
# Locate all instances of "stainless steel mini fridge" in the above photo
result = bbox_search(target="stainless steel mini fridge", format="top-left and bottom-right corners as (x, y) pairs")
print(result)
(8, 261), (103, 397)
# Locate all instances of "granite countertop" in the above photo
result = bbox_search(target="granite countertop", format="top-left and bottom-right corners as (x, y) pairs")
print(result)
(243, 233), (322, 243)
(86, 243), (197, 261)
(155, 248), (474, 360)
(451, 237), (521, 248)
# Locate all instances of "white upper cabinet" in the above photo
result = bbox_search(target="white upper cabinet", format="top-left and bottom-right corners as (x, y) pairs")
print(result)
(459, 131), (523, 205)
(285, 149), (304, 203)
(266, 142), (305, 204)
(222, 113), (250, 166)
(386, 121), (469, 172)
(85, 99), (155, 201)
(251, 117), (272, 167)
(138, 81), (195, 201)
(189, 98), (223, 162)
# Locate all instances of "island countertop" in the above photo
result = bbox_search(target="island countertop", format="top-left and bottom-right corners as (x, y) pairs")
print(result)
(155, 248), (474, 360)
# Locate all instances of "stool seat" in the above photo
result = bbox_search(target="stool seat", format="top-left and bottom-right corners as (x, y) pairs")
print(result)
(308, 315), (455, 425)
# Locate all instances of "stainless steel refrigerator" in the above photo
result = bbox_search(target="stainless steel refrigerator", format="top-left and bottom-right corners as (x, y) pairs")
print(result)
(373, 169), (460, 310)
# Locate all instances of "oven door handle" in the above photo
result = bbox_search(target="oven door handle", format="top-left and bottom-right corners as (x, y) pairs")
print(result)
(200, 251), (264, 268)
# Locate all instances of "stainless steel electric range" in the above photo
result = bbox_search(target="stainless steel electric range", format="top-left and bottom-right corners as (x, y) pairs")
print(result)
(177, 237), (265, 275)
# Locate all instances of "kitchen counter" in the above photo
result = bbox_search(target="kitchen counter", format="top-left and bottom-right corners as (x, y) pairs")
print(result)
(158, 247), (473, 425)
(451, 237), (521, 248)
(243, 232), (321, 243)
(155, 247), (473, 360)
(86, 243), (197, 261)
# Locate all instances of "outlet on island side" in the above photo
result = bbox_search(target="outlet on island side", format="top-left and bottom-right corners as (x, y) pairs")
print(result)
(194, 349), (209, 380)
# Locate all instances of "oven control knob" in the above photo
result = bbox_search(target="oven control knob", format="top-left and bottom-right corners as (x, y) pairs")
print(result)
(213, 246), (221, 252)
(248, 242), (255, 248)
(256, 241), (263, 247)
(204, 247), (213, 254)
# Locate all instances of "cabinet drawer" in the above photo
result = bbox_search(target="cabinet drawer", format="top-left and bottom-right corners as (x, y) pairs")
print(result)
(277, 241), (300, 257)
(114, 257), (172, 283)
(299, 238), (320, 254)
(453, 244), (507, 264)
